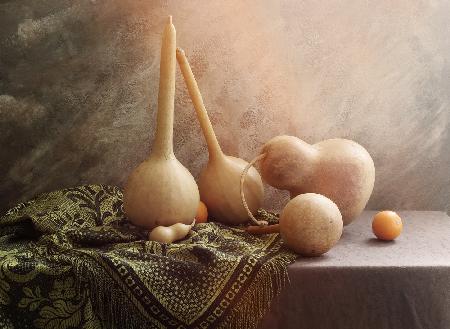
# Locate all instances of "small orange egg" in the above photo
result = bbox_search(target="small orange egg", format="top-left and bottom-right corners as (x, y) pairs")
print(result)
(372, 211), (402, 240)
(195, 201), (208, 223)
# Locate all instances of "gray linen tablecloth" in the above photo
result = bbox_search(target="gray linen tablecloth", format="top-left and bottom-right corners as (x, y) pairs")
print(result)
(259, 211), (450, 329)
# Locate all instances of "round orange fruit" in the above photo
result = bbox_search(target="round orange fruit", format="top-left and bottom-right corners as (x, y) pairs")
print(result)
(195, 201), (208, 223)
(372, 211), (402, 240)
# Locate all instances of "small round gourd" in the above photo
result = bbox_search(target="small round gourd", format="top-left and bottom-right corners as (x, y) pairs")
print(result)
(279, 193), (343, 256)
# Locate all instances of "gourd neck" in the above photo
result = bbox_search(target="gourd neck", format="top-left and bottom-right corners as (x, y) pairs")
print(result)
(151, 16), (176, 159)
(208, 147), (225, 164)
(175, 47), (224, 163)
(205, 131), (224, 163)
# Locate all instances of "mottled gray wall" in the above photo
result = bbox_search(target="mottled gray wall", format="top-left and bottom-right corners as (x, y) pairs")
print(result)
(1, 0), (449, 214)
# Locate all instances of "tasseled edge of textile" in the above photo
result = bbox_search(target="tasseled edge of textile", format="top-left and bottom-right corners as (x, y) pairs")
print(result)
(218, 251), (297, 329)
(69, 252), (162, 329)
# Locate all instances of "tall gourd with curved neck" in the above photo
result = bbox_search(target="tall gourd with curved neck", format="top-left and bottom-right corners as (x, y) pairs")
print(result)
(176, 48), (264, 224)
(123, 17), (199, 229)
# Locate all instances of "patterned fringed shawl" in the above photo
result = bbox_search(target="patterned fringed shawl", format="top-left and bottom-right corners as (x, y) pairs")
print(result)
(0, 185), (296, 329)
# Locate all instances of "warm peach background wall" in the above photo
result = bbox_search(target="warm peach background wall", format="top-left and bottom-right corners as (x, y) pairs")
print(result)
(0, 0), (449, 214)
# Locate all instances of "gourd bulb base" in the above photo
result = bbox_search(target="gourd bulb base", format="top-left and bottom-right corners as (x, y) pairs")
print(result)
(198, 155), (264, 225)
(124, 157), (199, 229)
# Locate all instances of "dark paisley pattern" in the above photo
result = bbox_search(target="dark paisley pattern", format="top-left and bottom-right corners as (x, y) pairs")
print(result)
(0, 185), (296, 328)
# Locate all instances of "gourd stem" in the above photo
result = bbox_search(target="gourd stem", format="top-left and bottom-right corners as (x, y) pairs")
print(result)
(176, 48), (223, 162)
(240, 153), (267, 226)
(152, 16), (176, 159)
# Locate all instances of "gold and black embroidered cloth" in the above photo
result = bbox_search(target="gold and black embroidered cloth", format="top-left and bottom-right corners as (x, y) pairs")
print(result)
(0, 185), (296, 329)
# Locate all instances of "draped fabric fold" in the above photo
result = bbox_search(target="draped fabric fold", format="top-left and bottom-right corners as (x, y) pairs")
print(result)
(0, 185), (296, 329)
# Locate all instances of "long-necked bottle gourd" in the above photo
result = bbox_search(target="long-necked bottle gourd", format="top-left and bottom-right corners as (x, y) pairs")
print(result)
(123, 17), (199, 229)
(176, 48), (264, 225)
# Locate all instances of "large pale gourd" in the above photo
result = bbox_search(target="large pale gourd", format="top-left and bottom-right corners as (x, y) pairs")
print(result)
(176, 48), (264, 225)
(259, 135), (375, 225)
(123, 17), (199, 229)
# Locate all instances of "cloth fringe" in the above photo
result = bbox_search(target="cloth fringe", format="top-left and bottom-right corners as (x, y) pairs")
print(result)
(219, 253), (296, 329)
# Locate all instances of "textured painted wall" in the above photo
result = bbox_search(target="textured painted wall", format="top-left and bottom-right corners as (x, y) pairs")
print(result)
(1, 0), (449, 214)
